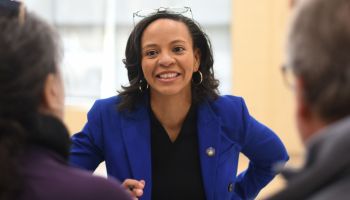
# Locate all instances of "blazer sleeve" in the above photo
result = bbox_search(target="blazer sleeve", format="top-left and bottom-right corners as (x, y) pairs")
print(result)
(69, 100), (105, 171)
(234, 98), (289, 199)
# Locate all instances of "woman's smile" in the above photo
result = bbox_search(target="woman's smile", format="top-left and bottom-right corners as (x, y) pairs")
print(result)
(156, 71), (181, 83)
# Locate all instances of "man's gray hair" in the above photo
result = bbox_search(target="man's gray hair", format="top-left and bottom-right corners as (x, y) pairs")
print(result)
(287, 0), (350, 121)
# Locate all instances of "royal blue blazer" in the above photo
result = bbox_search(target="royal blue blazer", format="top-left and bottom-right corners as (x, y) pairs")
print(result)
(69, 95), (288, 200)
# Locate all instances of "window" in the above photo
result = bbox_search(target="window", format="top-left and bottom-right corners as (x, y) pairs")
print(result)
(25, 0), (232, 107)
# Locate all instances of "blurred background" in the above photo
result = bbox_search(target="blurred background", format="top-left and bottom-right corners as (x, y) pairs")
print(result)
(24, 0), (303, 199)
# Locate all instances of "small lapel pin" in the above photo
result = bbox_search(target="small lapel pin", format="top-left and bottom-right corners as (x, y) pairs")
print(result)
(206, 147), (215, 157)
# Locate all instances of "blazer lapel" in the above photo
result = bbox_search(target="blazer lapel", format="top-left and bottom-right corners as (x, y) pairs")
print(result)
(121, 102), (152, 200)
(197, 100), (221, 200)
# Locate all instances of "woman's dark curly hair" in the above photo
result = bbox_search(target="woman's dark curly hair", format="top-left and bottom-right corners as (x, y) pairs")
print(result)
(118, 10), (220, 111)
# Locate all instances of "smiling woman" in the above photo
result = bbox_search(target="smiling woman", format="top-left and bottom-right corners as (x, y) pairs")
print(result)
(69, 9), (289, 200)
(141, 18), (200, 99)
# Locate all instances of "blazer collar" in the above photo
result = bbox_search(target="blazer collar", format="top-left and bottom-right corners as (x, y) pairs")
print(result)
(121, 94), (152, 200)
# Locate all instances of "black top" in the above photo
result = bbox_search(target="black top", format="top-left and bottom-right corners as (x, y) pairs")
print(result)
(150, 105), (206, 200)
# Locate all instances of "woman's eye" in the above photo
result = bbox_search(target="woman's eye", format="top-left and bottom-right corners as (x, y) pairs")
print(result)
(145, 50), (158, 57)
(173, 46), (185, 53)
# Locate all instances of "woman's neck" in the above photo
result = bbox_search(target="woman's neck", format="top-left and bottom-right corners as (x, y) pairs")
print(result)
(150, 90), (192, 141)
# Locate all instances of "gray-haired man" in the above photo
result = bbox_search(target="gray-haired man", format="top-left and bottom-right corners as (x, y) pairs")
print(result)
(267, 0), (350, 199)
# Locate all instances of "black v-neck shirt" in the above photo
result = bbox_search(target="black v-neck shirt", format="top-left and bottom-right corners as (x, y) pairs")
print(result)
(150, 105), (206, 200)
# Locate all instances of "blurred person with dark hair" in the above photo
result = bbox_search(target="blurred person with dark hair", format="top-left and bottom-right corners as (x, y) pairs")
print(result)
(70, 8), (289, 200)
(267, 0), (350, 199)
(0, 1), (132, 200)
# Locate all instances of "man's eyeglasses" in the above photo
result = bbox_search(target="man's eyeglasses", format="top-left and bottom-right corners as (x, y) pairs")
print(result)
(133, 7), (193, 26)
(281, 64), (296, 90)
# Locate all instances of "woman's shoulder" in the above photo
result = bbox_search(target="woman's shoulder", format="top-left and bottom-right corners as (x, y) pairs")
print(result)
(93, 96), (121, 107)
(85, 96), (123, 120)
(210, 95), (247, 110)
(89, 96), (122, 112)
(202, 95), (249, 121)
(89, 95), (149, 120)
(215, 94), (244, 102)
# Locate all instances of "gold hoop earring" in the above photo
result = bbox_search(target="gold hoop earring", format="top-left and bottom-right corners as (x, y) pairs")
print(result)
(138, 79), (149, 92)
(138, 79), (143, 92)
(192, 71), (203, 86)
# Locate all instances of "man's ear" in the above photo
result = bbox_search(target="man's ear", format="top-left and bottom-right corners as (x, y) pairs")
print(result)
(40, 73), (64, 119)
(295, 76), (315, 142)
(295, 77), (311, 120)
(295, 76), (327, 142)
(194, 48), (201, 72)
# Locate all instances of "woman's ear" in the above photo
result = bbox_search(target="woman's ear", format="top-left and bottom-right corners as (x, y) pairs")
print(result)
(40, 73), (64, 119)
(194, 48), (201, 72)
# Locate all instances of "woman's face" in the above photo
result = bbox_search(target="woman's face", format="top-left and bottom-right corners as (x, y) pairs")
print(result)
(40, 69), (65, 120)
(54, 71), (65, 119)
(141, 18), (200, 98)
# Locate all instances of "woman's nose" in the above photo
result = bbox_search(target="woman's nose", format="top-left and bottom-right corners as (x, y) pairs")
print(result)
(158, 52), (175, 67)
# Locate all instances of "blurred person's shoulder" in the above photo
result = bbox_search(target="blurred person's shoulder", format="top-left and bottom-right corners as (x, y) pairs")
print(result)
(19, 146), (131, 200)
(268, 117), (350, 200)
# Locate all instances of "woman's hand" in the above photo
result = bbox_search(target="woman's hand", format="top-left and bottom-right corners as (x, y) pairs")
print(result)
(122, 179), (145, 200)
